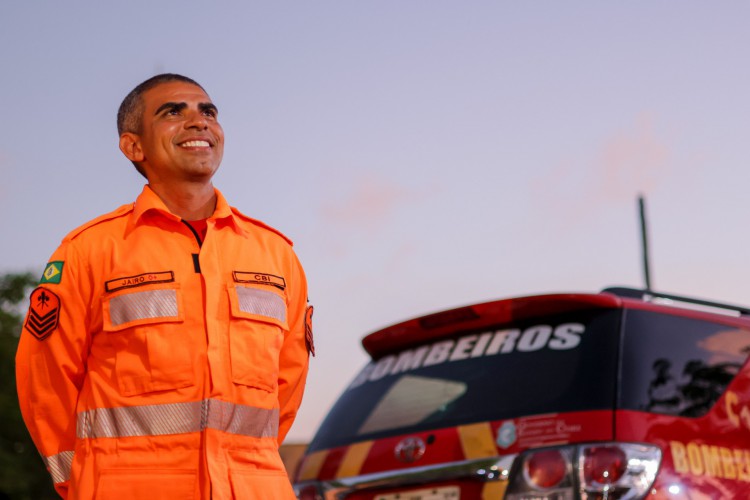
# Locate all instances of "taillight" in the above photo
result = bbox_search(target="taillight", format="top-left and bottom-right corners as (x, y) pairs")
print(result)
(507, 447), (575, 500)
(525, 449), (569, 489)
(577, 443), (661, 499)
(505, 442), (661, 500)
(582, 445), (627, 485)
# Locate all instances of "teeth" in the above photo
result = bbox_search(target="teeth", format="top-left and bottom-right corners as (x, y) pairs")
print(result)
(181, 140), (210, 148)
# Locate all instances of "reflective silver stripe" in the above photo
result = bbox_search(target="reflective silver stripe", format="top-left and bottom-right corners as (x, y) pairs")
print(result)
(43, 450), (74, 484)
(206, 399), (279, 438)
(236, 286), (286, 323)
(109, 289), (178, 326)
(77, 401), (202, 439)
(77, 399), (278, 440)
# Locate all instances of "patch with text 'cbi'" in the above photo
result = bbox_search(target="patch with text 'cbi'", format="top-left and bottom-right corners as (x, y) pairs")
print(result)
(233, 271), (286, 291)
(105, 271), (174, 293)
(25, 287), (60, 340)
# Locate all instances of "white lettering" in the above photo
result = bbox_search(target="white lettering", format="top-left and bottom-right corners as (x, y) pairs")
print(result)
(390, 346), (430, 374)
(485, 329), (520, 355)
(368, 355), (396, 381)
(347, 321), (589, 389)
(517, 326), (552, 352)
(423, 340), (454, 366)
(449, 335), (478, 361)
(348, 364), (374, 389)
(471, 332), (493, 357)
(549, 323), (584, 350)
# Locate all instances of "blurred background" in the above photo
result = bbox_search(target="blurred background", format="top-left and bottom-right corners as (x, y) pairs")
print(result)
(2, 2), (750, 497)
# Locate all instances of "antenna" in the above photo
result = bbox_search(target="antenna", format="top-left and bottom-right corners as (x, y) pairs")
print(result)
(638, 195), (652, 292)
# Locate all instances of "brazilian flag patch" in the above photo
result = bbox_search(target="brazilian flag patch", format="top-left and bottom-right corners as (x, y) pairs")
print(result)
(40, 261), (64, 284)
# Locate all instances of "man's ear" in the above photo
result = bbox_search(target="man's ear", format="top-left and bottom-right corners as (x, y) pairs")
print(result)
(119, 132), (144, 162)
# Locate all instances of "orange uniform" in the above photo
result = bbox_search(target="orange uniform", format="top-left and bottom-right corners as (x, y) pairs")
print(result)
(16, 185), (311, 499)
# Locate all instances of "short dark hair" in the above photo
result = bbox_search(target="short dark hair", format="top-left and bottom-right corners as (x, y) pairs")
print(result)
(117, 73), (205, 135)
(117, 73), (205, 177)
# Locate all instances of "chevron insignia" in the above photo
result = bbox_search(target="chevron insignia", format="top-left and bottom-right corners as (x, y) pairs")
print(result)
(25, 287), (61, 341)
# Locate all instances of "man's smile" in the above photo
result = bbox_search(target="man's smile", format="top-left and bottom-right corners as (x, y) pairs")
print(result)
(178, 139), (212, 149)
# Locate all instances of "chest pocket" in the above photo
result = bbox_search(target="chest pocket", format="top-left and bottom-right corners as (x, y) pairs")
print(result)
(227, 284), (288, 392)
(102, 285), (194, 396)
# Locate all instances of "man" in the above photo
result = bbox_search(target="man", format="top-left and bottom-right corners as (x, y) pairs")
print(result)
(16, 74), (313, 499)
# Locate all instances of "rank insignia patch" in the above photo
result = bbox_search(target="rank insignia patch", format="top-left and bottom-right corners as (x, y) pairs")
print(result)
(40, 261), (64, 284)
(25, 287), (61, 341)
(305, 305), (315, 357)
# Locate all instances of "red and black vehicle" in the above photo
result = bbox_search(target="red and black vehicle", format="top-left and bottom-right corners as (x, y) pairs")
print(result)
(294, 287), (750, 499)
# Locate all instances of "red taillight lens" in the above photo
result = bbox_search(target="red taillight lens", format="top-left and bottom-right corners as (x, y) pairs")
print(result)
(525, 449), (568, 489)
(582, 445), (627, 485)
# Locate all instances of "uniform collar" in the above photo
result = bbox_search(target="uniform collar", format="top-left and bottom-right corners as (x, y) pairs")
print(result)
(131, 185), (245, 234)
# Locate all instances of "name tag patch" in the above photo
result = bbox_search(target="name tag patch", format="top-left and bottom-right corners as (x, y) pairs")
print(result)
(105, 271), (175, 293)
(233, 271), (286, 291)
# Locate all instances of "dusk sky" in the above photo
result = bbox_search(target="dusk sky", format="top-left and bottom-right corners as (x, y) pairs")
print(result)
(3, 2), (750, 442)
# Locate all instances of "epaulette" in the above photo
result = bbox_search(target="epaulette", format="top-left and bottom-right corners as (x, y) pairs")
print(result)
(62, 203), (135, 242)
(230, 207), (293, 246)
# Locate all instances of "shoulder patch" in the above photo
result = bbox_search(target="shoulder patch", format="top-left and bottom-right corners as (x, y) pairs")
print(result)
(63, 203), (134, 242)
(40, 261), (64, 284)
(305, 305), (315, 357)
(230, 207), (293, 246)
(25, 287), (61, 341)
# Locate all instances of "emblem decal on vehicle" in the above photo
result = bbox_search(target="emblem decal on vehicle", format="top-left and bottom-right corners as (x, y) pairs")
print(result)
(395, 436), (426, 463)
(496, 420), (517, 449)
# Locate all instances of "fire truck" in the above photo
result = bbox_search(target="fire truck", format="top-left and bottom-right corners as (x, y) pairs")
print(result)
(294, 287), (750, 499)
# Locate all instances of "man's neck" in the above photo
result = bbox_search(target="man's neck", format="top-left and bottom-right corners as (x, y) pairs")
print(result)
(148, 181), (217, 220)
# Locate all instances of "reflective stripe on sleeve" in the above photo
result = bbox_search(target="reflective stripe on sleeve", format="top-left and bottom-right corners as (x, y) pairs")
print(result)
(43, 450), (74, 484)
(236, 286), (286, 323)
(77, 399), (279, 439)
(109, 289), (178, 326)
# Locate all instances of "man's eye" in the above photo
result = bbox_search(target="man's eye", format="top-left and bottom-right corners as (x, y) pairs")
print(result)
(166, 109), (181, 116)
(203, 110), (217, 118)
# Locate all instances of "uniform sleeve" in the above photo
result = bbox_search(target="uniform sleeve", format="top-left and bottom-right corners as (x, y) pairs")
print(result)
(277, 249), (311, 445)
(15, 242), (93, 498)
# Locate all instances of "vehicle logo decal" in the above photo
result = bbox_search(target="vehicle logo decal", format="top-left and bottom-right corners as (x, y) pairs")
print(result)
(395, 436), (426, 463)
(496, 420), (517, 449)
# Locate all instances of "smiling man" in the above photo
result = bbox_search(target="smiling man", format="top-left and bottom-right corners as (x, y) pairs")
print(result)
(16, 74), (313, 499)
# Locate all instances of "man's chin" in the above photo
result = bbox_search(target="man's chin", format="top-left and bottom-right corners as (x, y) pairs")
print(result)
(183, 163), (220, 182)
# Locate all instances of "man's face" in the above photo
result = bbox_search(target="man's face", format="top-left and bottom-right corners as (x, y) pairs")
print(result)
(122, 81), (224, 183)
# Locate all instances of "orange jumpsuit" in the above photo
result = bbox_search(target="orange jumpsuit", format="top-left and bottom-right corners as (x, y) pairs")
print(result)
(16, 185), (311, 499)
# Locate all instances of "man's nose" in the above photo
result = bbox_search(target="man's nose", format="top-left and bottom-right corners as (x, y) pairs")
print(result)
(185, 110), (208, 130)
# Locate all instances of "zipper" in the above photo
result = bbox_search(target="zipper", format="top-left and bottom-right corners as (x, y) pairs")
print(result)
(180, 220), (203, 273)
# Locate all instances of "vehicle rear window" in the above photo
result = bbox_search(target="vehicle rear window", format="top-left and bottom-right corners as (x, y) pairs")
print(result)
(618, 309), (750, 417)
(307, 309), (622, 452)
